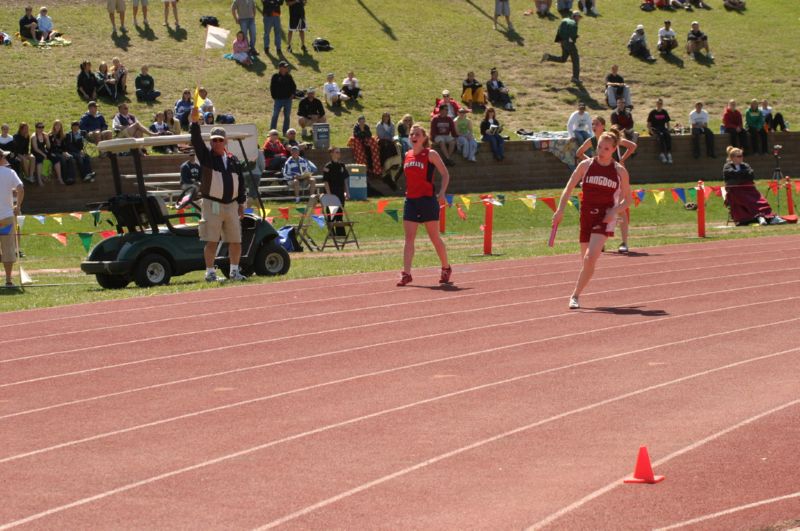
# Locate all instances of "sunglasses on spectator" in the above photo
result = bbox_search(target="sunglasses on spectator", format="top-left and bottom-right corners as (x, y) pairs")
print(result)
(36, 125), (44, 129)
(211, 138), (225, 143)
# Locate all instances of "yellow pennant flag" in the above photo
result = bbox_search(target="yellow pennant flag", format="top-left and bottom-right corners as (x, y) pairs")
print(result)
(652, 190), (665, 205)
(519, 197), (536, 210)
(193, 87), (204, 110)
(460, 195), (471, 210)
(51, 215), (63, 225)
(260, 207), (271, 218)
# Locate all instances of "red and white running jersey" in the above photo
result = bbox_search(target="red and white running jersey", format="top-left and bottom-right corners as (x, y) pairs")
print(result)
(581, 157), (622, 208)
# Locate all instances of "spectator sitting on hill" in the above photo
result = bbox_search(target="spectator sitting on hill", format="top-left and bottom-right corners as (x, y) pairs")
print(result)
(686, 21), (713, 60)
(79, 101), (113, 144)
(723, 0), (745, 11)
(341, 71), (361, 100)
(657, 20), (678, 55)
(263, 129), (290, 171)
(110, 57), (128, 96)
(722, 99), (748, 153)
(567, 102), (592, 145)
(487, 67), (515, 111)
(77, 60), (98, 101)
(647, 97), (673, 164)
(19, 6), (43, 41)
(430, 104), (458, 167)
(174, 89), (194, 130)
(689, 101), (716, 159)
(761, 100), (787, 132)
(323, 73), (349, 107)
(628, 25), (655, 62)
(149, 111), (176, 153)
(197, 87), (215, 115)
(454, 107), (478, 162)
(36, 6), (54, 42)
(96, 62), (120, 101)
(349, 116), (382, 178)
(282, 145), (317, 202)
(666, 0), (693, 10)
(135, 65), (161, 102)
(610, 99), (639, 143)
(461, 71), (488, 110)
(297, 88), (326, 138)
(480, 107), (506, 162)
(65, 121), (96, 182)
(432, 90), (461, 119)
(113, 103), (153, 139)
(745, 99), (768, 155)
(231, 31), (253, 66)
(605, 64), (631, 109)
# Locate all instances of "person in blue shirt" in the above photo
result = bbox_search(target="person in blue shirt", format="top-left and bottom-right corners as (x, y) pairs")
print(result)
(78, 101), (113, 144)
(282, 145), (317, 202)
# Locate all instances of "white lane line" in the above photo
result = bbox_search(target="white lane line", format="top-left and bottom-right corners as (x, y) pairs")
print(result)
(654, 491), (800, 530)
(3, 252), (795, 367)
(2, 301), (796, 466)
(3, 268), (796, 389)
(251, 350), (800, 529)
(3, 337), (799, 529)
(530, 401), (800, 530)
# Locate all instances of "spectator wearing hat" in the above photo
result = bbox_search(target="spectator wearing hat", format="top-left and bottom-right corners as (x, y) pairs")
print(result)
(567, 102), (592, 145)
(323, 73), (349, 107)
(19, 6), (43, 41)
(231, 0), (257, 56)
(604, 65), (631, 109)
(430, 104), (458, 166)
(297, 88), (326, 138)
(431, 90), (462, 119)
(686, 21), (713, 60)
(341, 71), (361, 100)
(657, 20), (678, 55)
(79, 101), (113, 144)
(454, 107), (478, 162)
(628, 24), (655, 61)
(270, 61), (297, 136)
(689, 101), (716, 159)
(263, 129), (290, 170)
(542, 10), (582, 84)
(65, 121), (96, 182)
(0, 148), (24, 287)
(461, 71), (488, 110)
(282, 144), (318, 202)
(487, 68), (514, 111)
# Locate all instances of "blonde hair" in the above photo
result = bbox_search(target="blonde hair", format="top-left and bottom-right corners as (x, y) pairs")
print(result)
(598, 128), (620, 148)
(410, 123), (430, 148)
(49, 119), (64, 140)
(726, 146), (743, 161)
(401, 113), (413, 123)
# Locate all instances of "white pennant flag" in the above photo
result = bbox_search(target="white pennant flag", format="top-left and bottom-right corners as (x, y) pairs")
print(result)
(205, 25), (230, 49)
(328, 205), (339, 216)
(16, 215), (25, 229)
(19, 267), (33, 285)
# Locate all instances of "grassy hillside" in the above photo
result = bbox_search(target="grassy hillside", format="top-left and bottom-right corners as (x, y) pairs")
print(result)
(1, 0), (798, 149)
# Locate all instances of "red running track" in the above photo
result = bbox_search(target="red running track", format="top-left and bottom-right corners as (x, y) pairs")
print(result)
(1, 235), (799, 530)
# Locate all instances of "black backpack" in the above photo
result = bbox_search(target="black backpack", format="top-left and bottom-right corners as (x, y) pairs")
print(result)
(199, 16), (219, 27)
(312, 37), (333, 52)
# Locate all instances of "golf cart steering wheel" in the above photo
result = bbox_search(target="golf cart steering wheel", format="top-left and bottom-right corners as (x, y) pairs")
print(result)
(175, 184), (203, 212)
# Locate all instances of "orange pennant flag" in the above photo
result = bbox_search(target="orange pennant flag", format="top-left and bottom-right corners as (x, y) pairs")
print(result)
(51, 232), (68, 246)
(376, 199), (389, 214)
(101, 230), (116, 239)
(457, 204), (467, 220)
(279, 207), (290, 220)
(70, 212), (83, 221)
(540, 197), (557, 212)
(314, 205), (322, 216)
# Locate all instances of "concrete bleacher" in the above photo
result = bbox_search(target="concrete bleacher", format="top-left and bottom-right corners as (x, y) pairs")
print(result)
(23, 132), (799, 213)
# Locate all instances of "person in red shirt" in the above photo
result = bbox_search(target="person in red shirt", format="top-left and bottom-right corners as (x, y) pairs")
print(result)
(722, 99), (748, 153)
(429, 105), (458, 166)
(552, 129), (631, 309)
(397, 124), (452, 287)
(262, 129), (289, 170)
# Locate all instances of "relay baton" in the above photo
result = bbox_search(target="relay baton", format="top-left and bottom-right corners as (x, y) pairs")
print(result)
(548, 222), (559, 247)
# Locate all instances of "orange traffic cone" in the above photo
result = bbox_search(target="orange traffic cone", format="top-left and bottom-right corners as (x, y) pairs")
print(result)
(624, 445), (665, 484)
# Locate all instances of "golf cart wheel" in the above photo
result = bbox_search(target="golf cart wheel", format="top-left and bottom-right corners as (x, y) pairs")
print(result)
(134, 253), (172, 288)
(96, 273), (130, 289)
(255, 241), (291, 276)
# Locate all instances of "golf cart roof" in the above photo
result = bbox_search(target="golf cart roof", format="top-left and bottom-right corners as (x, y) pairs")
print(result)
(97, 131), (253, 154)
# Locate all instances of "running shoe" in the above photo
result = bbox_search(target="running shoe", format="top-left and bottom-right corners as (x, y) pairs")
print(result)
(396, 272), (412, 287)
(569, 296), (580, 309)
(618, 243), (629, 254)
(229, 270), (248, 281)
(439, 266), (453, 284)
(204, 270), (219, 282)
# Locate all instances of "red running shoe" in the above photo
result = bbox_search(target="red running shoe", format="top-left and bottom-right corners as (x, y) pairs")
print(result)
(439, 266), (452, 284)
(396, 272), (412, 286)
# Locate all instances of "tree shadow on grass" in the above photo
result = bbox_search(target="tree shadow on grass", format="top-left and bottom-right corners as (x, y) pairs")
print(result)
(134, 23), (158, 41)
(589, 306), (668, 316)
(355, 0), (397, 41)
(166, 25), (187, 42)
(111, 31), (130, 51)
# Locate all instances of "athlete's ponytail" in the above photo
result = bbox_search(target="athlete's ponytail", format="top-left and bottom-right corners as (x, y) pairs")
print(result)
(599, 128), (620, 147)
(726, 145), (742, 162)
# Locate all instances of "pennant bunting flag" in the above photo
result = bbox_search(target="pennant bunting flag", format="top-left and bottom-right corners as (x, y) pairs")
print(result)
(34, 215), (46, 224)
(568, 196), (580, 211)
(653, 190), (665, 205)
(795, 181), (800, 194)
(687, 188), (697, 202)
(479, 224), (485, 232)
(70, 212), (83, 221)
(461, 195), (471, 210)
(279, 207), (290, 220)
(106, 219), (114, 226)
(636, 190), (646, 203)
(540, 197), (557, 212)
(445, 194), (454, 206)
(385, 209), (399, 222)
(78, 232), (94, 252)
(496, 193), (506, 205)
(376, 199), (389, 214)
(457, 204), (467, 220)
(266, 216), (274, 224)
(91, 210), (101, 225)
(768, 181), (779, 195)
(703, 186), (712, 201)
(0, 223), (12, 235)
(244, 208), (254, 214)
(296, 207), (306, 214)
(101, 230), (116, 239)
(204, 25), (230, 49)
(51, 215), (63, 225)
(632, 191), (641, 207)
(670, 189), (680, 203)
(328, 205), (339, 216)
(314, 205), (322, 216)
(16, 215), (25, 229)
(51, 233), (67, 246)
(261, 207), (271, 218)
(672, 188), (686, 204)
(710, 185), (722, 197)
(311, 215), (326, 228)
(519, 197), (535, 210)
(20, 267), (33, 285)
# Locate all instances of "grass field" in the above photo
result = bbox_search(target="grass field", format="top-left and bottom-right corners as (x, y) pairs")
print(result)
(3, 179), (795, 312)
(1, 0), (799, 150)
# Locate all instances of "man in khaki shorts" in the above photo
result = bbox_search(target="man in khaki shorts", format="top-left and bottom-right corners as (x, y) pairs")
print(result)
(107, 0), (127, 34)
(0, 149), (24, 287)
(189, 107), (247, 282)
(132, 0), (148, 26)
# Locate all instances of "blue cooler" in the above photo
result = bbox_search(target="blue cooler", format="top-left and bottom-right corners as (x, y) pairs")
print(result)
(347, 164), (367, 200)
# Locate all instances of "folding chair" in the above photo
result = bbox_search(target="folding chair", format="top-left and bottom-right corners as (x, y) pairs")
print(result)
(319, 194), (359, 251)
(294, 194), (321, 251)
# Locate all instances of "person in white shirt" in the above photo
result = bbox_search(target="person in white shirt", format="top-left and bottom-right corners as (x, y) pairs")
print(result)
(0, 149), (24, 287)
(657, 20), (678, 54)
(567, 102), (592, 144)
(689, 101), (715, 158)
(323, 73), (349, 107)
(36, 6), (54, 41)
(341, 71), (361, 100)
(197, 87), (215, 115)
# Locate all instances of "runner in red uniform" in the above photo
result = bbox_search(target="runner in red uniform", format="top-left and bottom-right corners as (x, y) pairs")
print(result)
(553, 129), (631, 309)
(397, 124), (452, 286)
